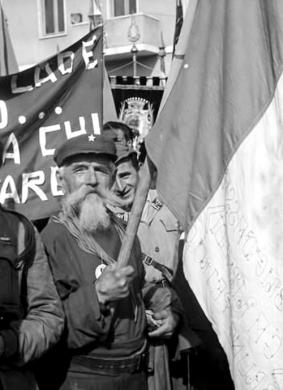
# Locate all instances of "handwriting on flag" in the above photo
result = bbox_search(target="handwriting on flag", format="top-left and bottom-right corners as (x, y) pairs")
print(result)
(185, 94), (283, 387)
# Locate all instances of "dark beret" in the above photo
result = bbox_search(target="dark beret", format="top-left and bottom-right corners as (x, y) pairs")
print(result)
(54, 134), (117, 167)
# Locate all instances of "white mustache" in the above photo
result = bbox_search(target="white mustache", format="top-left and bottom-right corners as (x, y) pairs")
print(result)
(63, 184), (133, 215)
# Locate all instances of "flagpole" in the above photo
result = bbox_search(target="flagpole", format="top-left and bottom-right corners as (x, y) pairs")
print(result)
(88, 0), (149, 267)
(117, 158), (152, 268)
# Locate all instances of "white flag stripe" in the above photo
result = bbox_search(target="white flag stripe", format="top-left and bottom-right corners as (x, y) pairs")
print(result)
(184, 72), (283, 390)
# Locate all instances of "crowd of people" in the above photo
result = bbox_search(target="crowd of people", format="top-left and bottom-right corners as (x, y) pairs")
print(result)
(0, 122), (235, 390)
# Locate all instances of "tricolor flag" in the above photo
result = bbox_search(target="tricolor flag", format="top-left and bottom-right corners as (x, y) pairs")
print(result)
(146, 1), (283, 389)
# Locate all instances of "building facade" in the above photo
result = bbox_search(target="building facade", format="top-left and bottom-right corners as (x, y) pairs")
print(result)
(3, 0), (177, 136)
(3, 0), (176, 76)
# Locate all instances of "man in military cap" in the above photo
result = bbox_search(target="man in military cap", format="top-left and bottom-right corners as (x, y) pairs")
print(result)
(107, 135), (181, 285)
(106, 127), (234, 390)
(102, 123), (194, 390)
(41, 133), (149, 390)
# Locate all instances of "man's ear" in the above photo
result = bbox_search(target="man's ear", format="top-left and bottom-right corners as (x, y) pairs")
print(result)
(56, 167), (65, 193)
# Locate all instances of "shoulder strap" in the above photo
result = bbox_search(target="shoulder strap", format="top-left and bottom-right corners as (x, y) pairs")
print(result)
(6, 209), (36, 263)
(142, 253), (174, 283)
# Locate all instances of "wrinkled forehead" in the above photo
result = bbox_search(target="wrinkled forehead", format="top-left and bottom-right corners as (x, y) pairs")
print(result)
(117, 159), (136, 172)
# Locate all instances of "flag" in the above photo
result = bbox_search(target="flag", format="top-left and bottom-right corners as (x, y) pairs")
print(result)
(103, 68), (117, 121)
(146, 1), (283, 389)
(88, 0), (102, 30)
(172, 0), (183, 53)
(0, 3), (18, 75)
(158, 0), (197, 113)
(88, 0), (117, 122)
(0, 27), (103, 220)
(180, 0), (190, 18)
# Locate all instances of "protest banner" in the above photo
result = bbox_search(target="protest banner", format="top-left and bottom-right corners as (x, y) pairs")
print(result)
(0, 26), (103, 220)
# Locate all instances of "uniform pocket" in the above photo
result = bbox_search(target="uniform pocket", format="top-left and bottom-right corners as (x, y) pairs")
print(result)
(159, 217), (180, 232)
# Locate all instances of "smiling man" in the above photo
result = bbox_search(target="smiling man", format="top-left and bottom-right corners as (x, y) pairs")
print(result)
(112, 146), (139, 214)
(104, 125), (194, 390)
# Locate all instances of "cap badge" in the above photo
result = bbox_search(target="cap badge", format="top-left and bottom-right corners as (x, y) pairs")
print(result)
(152, 198), (162, 211)
(88, 134), (96, 142)
(95, 264), (106, 279)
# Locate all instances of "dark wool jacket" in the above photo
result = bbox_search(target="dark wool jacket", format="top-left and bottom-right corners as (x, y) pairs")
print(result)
(41, 219), (147, 359)
(0, 207), (64, 390)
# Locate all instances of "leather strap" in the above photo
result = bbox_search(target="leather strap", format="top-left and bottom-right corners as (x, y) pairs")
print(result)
(142, 254), (173, 283)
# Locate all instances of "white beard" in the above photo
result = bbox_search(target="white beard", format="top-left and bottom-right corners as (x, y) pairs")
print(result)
(79, 193), (111, 232)
(62, 186), (111, 233)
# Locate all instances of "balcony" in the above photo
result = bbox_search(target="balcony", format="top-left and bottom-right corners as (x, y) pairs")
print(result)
(104, 13), (161, 61)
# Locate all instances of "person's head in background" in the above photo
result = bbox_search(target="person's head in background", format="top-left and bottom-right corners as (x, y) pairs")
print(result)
(103, 121), (135, 149)
(112, 145), (139, 211)
(103, 120), (148, 166)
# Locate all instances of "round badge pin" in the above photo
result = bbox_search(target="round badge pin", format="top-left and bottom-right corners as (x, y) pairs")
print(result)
(95, 264), (107, 279)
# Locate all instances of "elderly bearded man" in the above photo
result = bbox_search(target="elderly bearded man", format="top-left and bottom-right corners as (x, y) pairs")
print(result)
(41, 134), (150, 390)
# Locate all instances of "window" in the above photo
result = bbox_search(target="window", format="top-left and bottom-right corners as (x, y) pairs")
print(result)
(113, 0), (137, 17)
(70, 13), (83, 25)
(40, 0), (66, 36)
